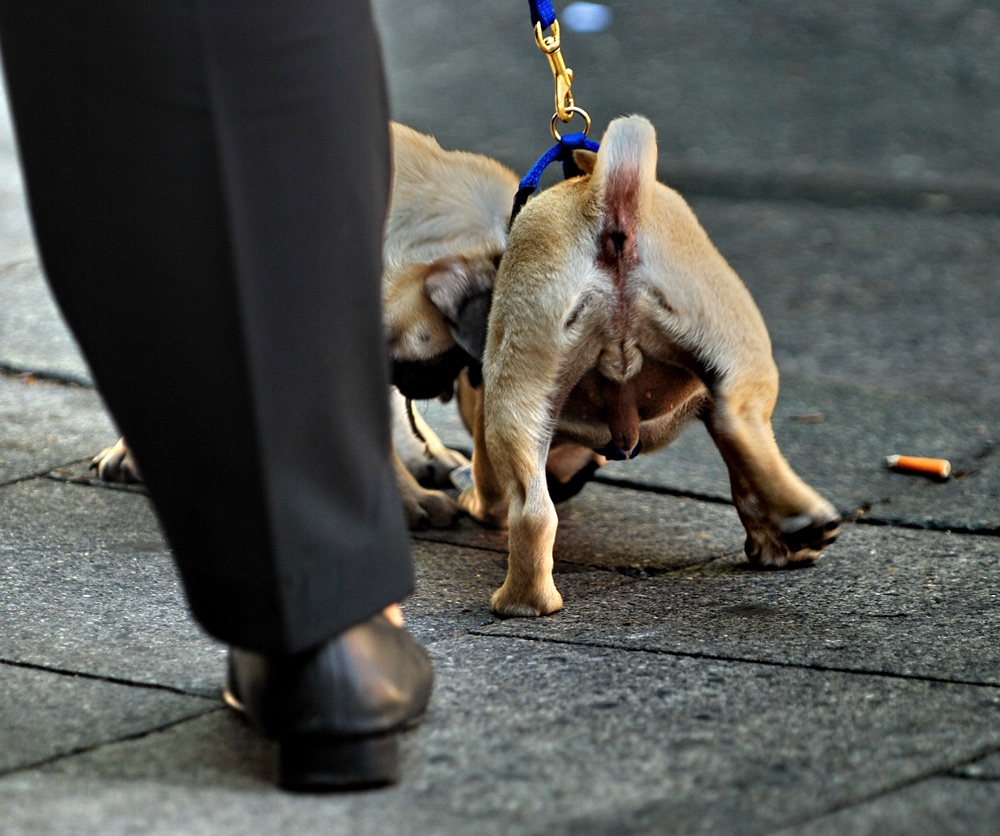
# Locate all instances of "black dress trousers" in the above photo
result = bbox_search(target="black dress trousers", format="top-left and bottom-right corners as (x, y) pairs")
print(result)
(0, 0), (413, 654)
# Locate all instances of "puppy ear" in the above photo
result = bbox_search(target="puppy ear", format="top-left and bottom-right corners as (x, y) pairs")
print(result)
(424, 259), (493, 361)
(572, 149), (598, 174)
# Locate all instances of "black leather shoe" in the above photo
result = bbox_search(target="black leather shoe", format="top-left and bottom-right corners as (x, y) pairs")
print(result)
(223, 613), (433, 791)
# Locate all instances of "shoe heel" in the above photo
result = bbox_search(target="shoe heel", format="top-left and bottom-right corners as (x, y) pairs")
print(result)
(279, 733), (400, 791)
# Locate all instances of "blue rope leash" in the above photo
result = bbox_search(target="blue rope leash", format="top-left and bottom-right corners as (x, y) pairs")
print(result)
(511, 132), (600, 223)
(513, 3), (600, 223)
(527, 0), (557, 28)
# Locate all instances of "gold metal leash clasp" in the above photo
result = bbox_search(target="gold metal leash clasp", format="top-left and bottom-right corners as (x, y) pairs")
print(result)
(534, 19), (590, 139)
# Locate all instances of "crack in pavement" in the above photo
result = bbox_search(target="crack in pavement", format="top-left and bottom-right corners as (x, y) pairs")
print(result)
(464, 632), (1000, 691)
(0, 706), (226, 781)
(0, 657), (220, 701)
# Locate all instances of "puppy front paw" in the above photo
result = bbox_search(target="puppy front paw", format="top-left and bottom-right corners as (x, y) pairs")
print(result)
(402, 486), (462, 530)
(91, 437), (142, 483)
(410, 446), (469, 489)
(490, 580), (563, 618)
(744, 505), (841, 569)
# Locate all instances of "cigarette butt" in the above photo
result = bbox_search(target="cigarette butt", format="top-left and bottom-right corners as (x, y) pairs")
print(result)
(884, 454), (951, 480)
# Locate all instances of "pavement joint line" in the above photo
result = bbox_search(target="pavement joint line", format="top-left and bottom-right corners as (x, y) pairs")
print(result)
(25, 469), (1000, 539)
(45, 466), (149, 494)
(0, 463), (145, 493)
(593, 475), (1000, 539)
(0, 657), (222, 701)
(947, 771), (1000, 783)
(465, 631), (1000, 691)
(0, 462), (134, 492)
(0, 363), (93, 388)
(0, 705), (227, 782)
(768, 743), (1000, 834)
(0, 465), (90, 490)
(409, 534), (506, 555)
(0, 257), (40, 276)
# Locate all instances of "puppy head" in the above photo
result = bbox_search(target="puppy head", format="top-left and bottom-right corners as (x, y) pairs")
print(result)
(383, 125), (518, 398)
(385, 255), (498, 398)
(385, 255), (496, 360)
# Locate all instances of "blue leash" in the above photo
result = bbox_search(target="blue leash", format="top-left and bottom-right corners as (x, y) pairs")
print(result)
(528, 0), (557, 28)
(512, 2), (600, 223)
(511, 131), (601, 223)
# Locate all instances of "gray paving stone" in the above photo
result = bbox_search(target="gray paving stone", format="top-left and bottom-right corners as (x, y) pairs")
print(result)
(775, 777), (1000, 836)
(374, 1), (1000, 197)
(405, 536), (641, 645)
(691, 198), (1000, 413)
(0, 260), (92, 384)
(0, 478), (226, 695)
(403, 538), (504, 641)
(0, 373), (115, 484)
(479, 522), (1000, 686)
(0, 662), (216, 775)
(2, 636), (998, 836)
(415, 480), (744, 569)
(0, 711), (458, 836)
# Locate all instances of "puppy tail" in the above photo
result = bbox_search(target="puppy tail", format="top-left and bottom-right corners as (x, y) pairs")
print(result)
(591, 115), (657, 271)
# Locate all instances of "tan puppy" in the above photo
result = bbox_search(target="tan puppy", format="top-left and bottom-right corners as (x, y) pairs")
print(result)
(383, 124), (517, 385)
(385, 123), (518, 527)
(93, 123), (519, 530)
(459, 115), (841, 617)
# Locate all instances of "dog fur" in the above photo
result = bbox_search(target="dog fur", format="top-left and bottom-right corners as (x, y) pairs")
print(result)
(459, 115), (841, 617)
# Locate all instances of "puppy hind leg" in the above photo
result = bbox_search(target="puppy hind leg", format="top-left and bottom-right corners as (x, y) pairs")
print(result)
(705, 375), (840, 568)
(490, 451), (563, 618)
(489, 386), (573, 616)
(457, 379), (510, 528)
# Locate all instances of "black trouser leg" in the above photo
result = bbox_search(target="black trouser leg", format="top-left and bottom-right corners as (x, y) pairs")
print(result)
(0, 0), (412, 653)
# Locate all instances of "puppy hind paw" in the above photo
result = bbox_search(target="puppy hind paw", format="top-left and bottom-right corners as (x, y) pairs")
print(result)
(744, 507), (841, 570)
(457, 488), (509, 529)
(779, 509), (841, 553)
(490, 583), (563, 618)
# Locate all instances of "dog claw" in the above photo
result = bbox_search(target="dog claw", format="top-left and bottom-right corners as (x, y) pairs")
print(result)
(781, 510), (842, 553)
(745, 507), (841, 569)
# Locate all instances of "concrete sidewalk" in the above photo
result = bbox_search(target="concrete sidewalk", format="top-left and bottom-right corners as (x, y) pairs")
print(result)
(2, 2), (1000, 833)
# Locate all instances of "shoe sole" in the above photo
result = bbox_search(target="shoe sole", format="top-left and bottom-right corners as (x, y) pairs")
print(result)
(223, 684), (402, 791)
(279, 732), (399, 791)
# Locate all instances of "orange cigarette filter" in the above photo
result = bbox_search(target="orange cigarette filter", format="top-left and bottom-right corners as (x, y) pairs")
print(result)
(884, 454), (951, 480)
